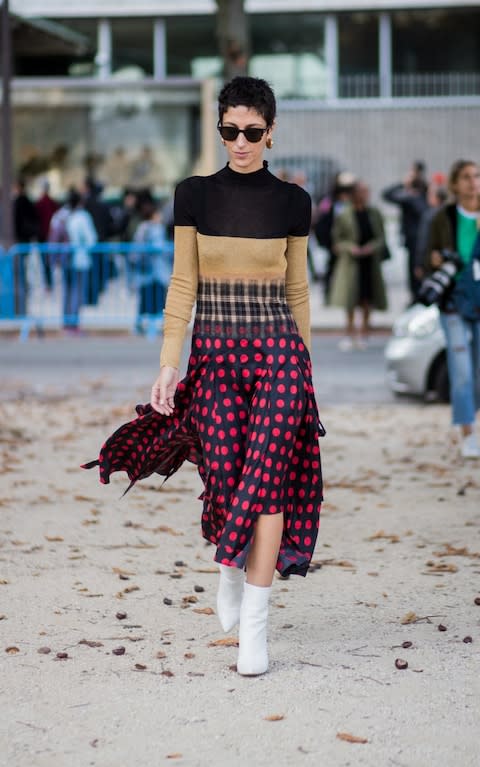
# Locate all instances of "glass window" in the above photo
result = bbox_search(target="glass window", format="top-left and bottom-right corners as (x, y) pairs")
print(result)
(167, 12), (326, 100)
(339, 13), (378, 76)
(338, 12), (378, 98)
(166, 16), (218, 77)
(393, 9), (480, 74)
(250, 13), (326, 99)
(111, 18), (154, 77)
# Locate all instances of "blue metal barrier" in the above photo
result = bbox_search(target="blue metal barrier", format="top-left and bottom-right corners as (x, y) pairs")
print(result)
(0, 242), (174, 341)
(0, 247), (15, 320)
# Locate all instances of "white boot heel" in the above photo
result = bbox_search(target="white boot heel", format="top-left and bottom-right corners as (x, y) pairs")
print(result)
(237, 582), (271, 676)
(216, 564), (245, 632)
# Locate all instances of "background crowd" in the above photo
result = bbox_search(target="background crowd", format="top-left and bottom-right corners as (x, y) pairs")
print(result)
(8, 178), (174, 333)
(7, 158), (450, 340)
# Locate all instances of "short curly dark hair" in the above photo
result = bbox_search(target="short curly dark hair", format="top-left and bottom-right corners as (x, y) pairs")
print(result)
(218, 76), (276, 127)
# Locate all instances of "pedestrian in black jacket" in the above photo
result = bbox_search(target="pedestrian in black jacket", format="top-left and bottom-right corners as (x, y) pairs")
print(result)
(12, 179), (39, 315)
(383, 161), (428, 303)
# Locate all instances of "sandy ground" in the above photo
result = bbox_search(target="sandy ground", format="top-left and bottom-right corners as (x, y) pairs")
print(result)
(1, 373), (480, 767)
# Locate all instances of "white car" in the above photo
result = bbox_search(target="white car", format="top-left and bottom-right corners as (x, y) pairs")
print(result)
(385, 304), (449, 401)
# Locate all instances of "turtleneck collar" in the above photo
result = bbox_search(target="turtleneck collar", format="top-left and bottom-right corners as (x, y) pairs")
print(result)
(216, 160), (271, 186)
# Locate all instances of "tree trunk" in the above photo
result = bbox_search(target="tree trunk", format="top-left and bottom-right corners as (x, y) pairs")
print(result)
(215, 0), (250, 81)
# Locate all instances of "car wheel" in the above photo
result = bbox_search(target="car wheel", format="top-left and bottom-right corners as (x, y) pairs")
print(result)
(429, 355), (450, 403)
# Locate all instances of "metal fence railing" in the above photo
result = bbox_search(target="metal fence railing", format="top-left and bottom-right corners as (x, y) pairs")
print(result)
(338, 72), (480, 100)
(0, 242), (174, 341)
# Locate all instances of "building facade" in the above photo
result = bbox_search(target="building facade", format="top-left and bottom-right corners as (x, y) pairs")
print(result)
(3, 1), (480, 199)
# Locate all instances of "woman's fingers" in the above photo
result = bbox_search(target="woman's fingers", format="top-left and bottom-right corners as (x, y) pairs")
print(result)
(150, 382), (162, 412)
(150, 368), (178, 415)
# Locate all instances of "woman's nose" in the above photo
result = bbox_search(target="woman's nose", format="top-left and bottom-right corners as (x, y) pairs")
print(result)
(235, 132), (248, 147)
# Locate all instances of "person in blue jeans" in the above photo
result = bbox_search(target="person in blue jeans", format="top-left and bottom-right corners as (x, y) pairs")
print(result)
(131, 196), (173, 333)
(427, 159), (480, 458)
(64, 190), (97, 332)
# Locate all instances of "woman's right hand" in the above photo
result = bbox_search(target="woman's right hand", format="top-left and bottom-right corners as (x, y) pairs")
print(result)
(150, 366), (179, 416)
(430, 250), (443, 268)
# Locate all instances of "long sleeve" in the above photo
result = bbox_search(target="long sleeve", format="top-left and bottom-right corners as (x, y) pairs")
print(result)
(425, 206), (455, 272)
(382, 183), (405, 205)
(159, 181), (199, 369)
(285, 235), (311, 351)
(285, 186), (312, 351)
(366, 207), (386, 257)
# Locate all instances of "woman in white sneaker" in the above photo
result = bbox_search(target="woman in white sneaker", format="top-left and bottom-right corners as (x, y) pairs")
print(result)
(427, 159), (480, 459)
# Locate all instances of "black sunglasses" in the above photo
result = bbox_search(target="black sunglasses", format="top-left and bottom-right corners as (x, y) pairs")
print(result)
(217, 123), (268, 144)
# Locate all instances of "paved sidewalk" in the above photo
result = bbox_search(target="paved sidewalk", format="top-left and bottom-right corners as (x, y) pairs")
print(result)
(1, 392), (479, 767)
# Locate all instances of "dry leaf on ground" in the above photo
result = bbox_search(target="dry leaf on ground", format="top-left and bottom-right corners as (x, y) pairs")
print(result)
(401, 611), (418, 624)
(317, 559), (355, 569)
(366, 530), (400, 543)
(264, 714), (285, 721)
(208, 637), (239, 647)
(424, 562), (458, 574)
(336, 732), (368, 744)
(433, 544), (479, 559)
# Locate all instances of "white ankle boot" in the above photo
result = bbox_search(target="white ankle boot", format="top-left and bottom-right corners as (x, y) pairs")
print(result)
(216, 564), (245, 632)
(237, 582), (271, 676)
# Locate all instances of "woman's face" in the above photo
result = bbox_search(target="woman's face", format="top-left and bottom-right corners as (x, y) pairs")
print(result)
(452, 163), (480, 205)
(220, 105), (273, 174)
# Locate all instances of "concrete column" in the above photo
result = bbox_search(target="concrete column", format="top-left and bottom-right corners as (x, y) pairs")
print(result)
(153, 19), (167, 80)
(198, 78), (217, 177)
(324, 14), (338, 101)
(379, 12), (392, 99)
(96, 19), (112, 79)
(1, 0), (13, 248)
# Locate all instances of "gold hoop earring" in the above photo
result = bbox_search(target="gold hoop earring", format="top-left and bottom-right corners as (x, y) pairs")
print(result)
(266, 137), (274, 149)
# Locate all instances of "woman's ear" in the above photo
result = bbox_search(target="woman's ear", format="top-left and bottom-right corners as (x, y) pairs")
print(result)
(266, 122), (275, 149)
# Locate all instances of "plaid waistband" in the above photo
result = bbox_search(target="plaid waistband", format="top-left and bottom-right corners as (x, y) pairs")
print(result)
(194, 277), (297, 338)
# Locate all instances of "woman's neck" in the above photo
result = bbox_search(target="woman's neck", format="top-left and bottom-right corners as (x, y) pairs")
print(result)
(457, 197), (480, 213)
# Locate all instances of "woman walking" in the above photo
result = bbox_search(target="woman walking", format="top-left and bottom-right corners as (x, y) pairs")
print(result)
(84, 77), (324, 675)
(426, 159), (480, 458)
(330, 181), (387, 350)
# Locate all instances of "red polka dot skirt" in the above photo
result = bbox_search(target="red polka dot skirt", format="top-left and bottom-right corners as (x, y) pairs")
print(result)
(83, 278), (325, 577)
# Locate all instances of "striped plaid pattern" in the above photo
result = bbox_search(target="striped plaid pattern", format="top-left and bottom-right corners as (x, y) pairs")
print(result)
(194, 277), (298, 338)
